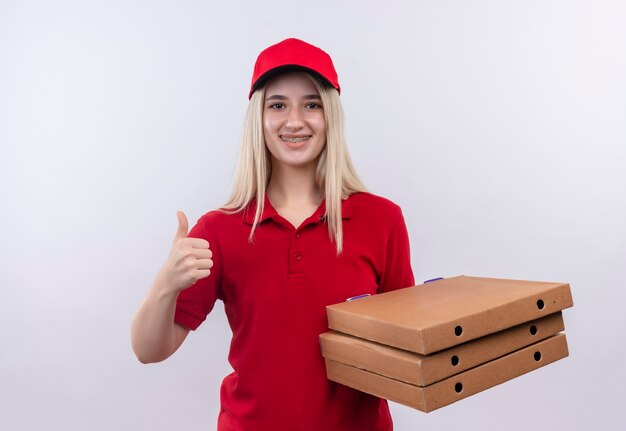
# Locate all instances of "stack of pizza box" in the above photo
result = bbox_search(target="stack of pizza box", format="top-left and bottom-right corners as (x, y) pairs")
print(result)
(320, 276), (573, 412)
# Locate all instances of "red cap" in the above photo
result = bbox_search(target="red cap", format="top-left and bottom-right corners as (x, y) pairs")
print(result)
(249, 38), (340, 99)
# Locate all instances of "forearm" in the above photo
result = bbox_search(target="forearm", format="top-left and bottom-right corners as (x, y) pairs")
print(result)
(131, 278), (184, 363)
(131, 211), (210, 363)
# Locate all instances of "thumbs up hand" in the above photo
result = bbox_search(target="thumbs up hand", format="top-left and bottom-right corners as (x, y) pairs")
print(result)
(155, 211), (213, 295)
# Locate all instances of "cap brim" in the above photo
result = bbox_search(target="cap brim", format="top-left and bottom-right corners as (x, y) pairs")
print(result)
(249, 65), (335, 98)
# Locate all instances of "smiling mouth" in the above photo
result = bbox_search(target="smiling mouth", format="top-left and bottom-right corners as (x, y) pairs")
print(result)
(280, 135), (311, 143)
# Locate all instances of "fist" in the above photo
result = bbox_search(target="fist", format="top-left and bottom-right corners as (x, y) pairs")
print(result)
(156, 211), (213, 294)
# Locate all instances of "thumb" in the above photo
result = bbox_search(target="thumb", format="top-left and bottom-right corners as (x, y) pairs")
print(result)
(174, 210), (189, 241)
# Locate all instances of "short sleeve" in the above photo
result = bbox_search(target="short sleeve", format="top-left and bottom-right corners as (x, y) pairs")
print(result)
(174, 214), (223, 330)
(378, 206), (415, 293)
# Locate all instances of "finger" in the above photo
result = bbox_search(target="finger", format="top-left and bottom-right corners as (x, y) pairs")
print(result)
(195, 258), (214, 270)
(175, 211), (189, 241)
(174, 247), (213, 268)
(190, 248), (213, 259)
(180, 248), (212, 260)
(180, 237), (210, 249)
(195, 269), (212, 279)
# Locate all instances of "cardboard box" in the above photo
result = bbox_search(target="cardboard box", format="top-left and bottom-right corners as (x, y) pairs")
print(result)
(326, 276), (573, 354)
(320, 312), (564, 386)
(325, 333), (569, 412)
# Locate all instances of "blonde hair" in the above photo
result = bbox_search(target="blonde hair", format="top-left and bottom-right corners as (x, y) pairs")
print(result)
(222, 73), (367, 254)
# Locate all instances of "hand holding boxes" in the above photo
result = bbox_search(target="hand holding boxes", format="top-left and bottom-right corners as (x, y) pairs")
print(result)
(320, 276), (574, 412)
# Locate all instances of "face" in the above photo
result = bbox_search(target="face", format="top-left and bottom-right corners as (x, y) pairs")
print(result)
(262, 72), (326, 170)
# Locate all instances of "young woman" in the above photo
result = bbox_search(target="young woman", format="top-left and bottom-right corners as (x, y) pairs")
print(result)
(131, 38), (414, 431)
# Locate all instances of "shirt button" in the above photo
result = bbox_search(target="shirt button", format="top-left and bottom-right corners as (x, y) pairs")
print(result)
(295, 232), (300, 238)
(294, 252), (302, 260)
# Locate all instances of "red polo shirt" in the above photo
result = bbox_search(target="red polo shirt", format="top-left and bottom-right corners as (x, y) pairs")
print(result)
(175, 192), (414, 431)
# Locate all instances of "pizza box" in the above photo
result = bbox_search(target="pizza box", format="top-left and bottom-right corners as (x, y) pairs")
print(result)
(320, 311), (565, 386)
(324, 333), (569, 412)
(326, 276), (573, 355)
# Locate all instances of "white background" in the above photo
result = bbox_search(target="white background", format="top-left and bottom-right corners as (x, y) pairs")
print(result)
(1, 1), (625, 430)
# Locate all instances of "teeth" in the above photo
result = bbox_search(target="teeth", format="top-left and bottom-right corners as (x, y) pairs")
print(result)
(281, 136), (310, 143)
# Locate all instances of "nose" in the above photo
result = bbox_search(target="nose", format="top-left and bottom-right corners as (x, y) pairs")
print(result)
(285, 108), (304, 131)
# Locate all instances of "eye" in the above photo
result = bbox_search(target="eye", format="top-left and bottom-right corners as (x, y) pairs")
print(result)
(305, 102), (322, 109)
(268, 103), (285, 109)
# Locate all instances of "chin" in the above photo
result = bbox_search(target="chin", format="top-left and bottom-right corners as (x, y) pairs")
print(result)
(275, 155), (318, 169)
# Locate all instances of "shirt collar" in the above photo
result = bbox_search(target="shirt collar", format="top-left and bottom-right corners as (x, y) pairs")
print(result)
(243, 194), (353, 225)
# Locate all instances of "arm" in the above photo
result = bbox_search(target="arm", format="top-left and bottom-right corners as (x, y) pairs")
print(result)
(378, 205), (415, 293)
(131, 211), (213, 364)
(130, 279), (191, 364)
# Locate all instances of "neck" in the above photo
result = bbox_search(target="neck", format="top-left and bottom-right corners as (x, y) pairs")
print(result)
(266, 160), (323, 208)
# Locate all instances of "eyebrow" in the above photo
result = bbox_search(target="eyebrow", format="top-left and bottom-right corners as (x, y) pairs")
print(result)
(265, 94), (321, 101)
